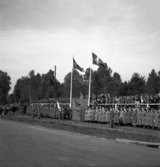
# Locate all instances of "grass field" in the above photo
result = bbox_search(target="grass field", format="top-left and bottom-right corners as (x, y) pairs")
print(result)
(1, 113), (160, 143)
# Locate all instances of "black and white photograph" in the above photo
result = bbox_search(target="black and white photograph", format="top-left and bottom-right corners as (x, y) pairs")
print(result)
(0, 0), (160, 166)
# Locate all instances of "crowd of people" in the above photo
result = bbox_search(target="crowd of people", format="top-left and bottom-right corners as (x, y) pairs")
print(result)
(32, 93), (160, 106)
(83, 105), (160, 129)
(29, 97), (160, 130)
(0, 103), (20, 115)
(90, 93), (160, 105)
(33, 97), (70, 104)
(1, 93), (160, 130)
(82, 93), (160, 129)
(27, 102), (71, 120)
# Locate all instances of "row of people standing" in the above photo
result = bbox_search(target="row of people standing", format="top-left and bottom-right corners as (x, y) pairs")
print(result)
(26, 103), (71, 120)
(83, 106), (160, 129)
(0, 104), (20, 115)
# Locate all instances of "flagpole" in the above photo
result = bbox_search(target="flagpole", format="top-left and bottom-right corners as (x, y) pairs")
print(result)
(88, 64), (92, 106)
(70, 57), (73, 108)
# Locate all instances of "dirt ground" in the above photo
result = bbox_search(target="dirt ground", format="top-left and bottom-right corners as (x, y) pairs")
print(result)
(1, 113), (160, 143)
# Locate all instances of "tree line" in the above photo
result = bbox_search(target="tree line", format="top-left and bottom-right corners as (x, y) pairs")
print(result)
(0, 64), (160, 104)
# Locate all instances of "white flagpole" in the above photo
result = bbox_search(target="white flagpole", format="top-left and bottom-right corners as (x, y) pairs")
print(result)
(88, 64), (92, 106)
(69, 57), (73, 108)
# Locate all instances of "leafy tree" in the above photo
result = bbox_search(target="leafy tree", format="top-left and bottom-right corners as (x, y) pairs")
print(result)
(14, 69), (61, 103)
(39, 69), (61, 99)
(91, 70), (99, 95)
(127, 73), (146, 95)
(95, 63), (112, 95)
(146, 69), (159, 94)
(14, 77), (29, 103)
(12, 66), (159, 103)
(6, 93), (14, 104)
(108, 72), (122, 97)
(157, 71), (160, 93)
(119, 81), (129, 96)
(61, 69), (83, 98)
(39, 70), (53, 99)
(28, 70), (41, 101)
(0, 70), (11, 104)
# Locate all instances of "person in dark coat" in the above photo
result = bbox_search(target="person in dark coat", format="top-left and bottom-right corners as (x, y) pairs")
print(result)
(149, 109), (155, 129)
(109, 107), (114, 128)
(155, 110), (160, 129)
(131, 108), (137, 126)
(137, 107), (142, 127)
(122, 107), (127, 125)
(145, 107), (150, 128)
(128, 107), (132, 126)
(141, 108), (146, 128)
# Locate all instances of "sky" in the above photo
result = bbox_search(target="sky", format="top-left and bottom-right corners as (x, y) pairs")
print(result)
(0, 0), (160, 93)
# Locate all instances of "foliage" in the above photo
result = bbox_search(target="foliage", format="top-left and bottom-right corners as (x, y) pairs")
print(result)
(146, 69), (160, 94)
(14, 69), (61, 103)
(61, 69), (83, 98)
(127, 73), (146, 95)
(108, 72), (122, 97)
(6, 93), (14, 104)
(95, 64), (112, 95)
(0, 70), (11, 104)
(3, 61), (159, 103)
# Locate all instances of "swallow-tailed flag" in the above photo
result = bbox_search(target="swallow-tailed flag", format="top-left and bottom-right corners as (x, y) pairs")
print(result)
(92, 52), (105, 66)
(73, 58), (84, 72)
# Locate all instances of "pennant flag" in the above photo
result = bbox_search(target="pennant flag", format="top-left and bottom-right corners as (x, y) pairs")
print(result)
(69, 102), (71, 109)
(92, 52), (105, 66)
(57, 101), (61, 111)
(73, 58), (84, 72)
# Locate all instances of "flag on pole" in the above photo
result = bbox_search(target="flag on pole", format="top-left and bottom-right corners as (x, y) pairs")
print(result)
(92, 52), (105, 66)
(73, 58), (84, 72)
(69, 70), (72, 109)
(69, 57), (73, 109)
(69, 101), (71, 109)
(88, 66), (92, 106)
(57, 101), (61, 111)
